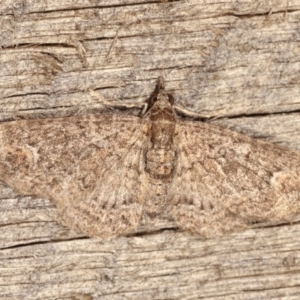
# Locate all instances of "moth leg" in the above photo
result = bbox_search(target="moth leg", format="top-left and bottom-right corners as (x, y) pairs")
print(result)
(174, 105), (228, 120)
(89, 88), (148, 111)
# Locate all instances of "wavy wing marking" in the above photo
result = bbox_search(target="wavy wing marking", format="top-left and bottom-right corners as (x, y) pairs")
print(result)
(170, 121), (300, 238)
(0, 114), (146, 238)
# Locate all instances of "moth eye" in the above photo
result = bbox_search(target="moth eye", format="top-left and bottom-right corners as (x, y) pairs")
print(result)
(168, 94), (175, 105)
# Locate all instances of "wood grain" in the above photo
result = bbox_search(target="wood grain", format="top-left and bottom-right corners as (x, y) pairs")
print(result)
(1, 0), (300, 299)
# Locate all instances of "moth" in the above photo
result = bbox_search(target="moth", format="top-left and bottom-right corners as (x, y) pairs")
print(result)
(0, 78), (299, 239)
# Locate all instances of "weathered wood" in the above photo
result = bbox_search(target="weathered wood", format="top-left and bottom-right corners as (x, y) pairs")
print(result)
(1, 0), (300, 299)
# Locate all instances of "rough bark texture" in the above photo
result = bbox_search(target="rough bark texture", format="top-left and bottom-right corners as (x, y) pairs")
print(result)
(1, 1), (300, 299)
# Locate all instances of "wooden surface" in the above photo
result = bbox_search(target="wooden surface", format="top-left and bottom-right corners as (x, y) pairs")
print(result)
(1, 1), (300, 299)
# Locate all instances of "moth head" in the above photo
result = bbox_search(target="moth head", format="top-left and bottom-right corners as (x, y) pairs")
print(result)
(146, 77), (174, 113)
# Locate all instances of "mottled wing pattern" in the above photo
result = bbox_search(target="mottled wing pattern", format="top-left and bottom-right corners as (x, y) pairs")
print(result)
(0, 114), (145, 238)
(170, 121), (300, 238)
